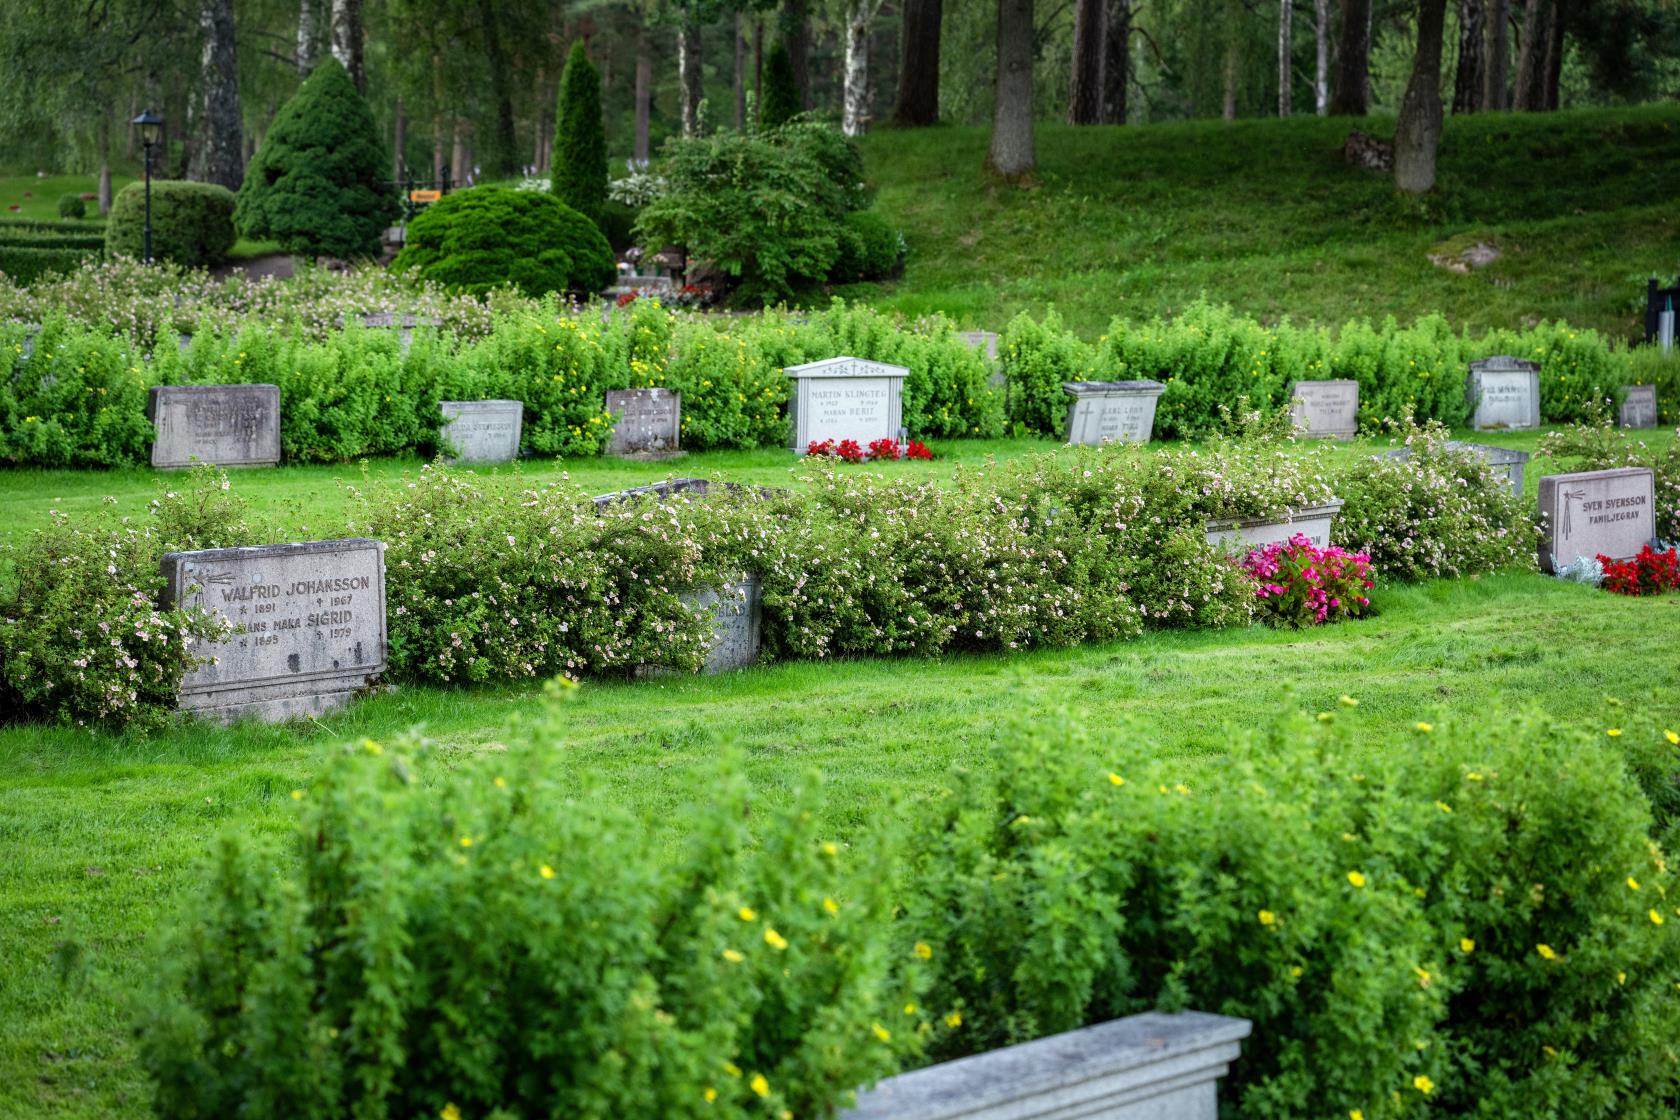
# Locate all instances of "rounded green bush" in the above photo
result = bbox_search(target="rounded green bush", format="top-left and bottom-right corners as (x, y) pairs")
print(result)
(56, 195), (86, 220)
(830, 210), (903, 283)
(105, 180), (236, 268)
(393, 186), (616, 298)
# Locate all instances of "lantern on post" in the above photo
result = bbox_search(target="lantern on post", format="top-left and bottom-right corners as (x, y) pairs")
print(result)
(131, 110), (164, 264)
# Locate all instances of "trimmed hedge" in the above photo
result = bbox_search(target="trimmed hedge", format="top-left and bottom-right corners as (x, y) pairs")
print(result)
(106, 180), (236, 268)
(393, 186), (616, 298)
(0, 244), (98, 285)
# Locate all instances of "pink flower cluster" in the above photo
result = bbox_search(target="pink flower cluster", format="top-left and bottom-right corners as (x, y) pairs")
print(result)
(1240, 534), (1374, 627)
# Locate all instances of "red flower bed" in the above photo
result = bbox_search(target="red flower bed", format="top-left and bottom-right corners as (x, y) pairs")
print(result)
(806, 437), (935, 463)
(1598, 545), (1680, 596)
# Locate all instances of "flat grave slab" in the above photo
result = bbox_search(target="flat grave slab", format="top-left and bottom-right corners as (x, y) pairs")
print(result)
(148, 384), (281, 469)
(1206, 501), (1344, 551)
(161, 538), (387, 722)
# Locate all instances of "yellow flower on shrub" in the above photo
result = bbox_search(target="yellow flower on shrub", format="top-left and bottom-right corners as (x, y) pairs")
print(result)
(914, 941), (933, 960)
(764, 928), (788, 950)
(1537, 944), (1559, 961)
(1258, 909), (1276, 926)
(872, 1022), (892, 1042)
(1339, 695), (1358, 707)
(1650, 909), (1664, 926)
(1347, 870), (1367, 889)
(750, 1074), (770, 1098)
(703, 1087), (717, 1103)
(539, 865), (555, 880)
(1666, 729), (1679, 745)
(1415, 722), (1433, 733)
(1413, 1075), (1434, 1095)
(945, 1010), (963, 1028)
(722, 948), (744, 963)
(1628, 877), (1640, 891)
(1608, 728), (1623, 738)
(823, 897), (840, 915)
(1107, 772), (1125, 786)
(738, 906), (757, 922)
(723, 1061), (742, 1078)
(441, 1105), (461, 1120)
(1460, 938), (1475, 953)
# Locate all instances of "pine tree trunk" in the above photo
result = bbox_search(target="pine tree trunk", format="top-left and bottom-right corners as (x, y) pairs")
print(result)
(634, 22), (651, 163)
(330, 0), (364, 93)
(1277, 0), (1293, 117)
(393, 96), (406, 179)
(195, 0), (244, 191)
(476, 0), (518, 174)
(1483, 0), (1508, 108)
(678, 19), (704, 136)
(1453, 0), (1485, 111)
(986, 0), (1035, 178)
(891, 0), (942, 125)
(783, 0), (811, 109)
(451, 119), (469, 186)
(1542, 0), (1564, 108)
(297, 0), (318, 74)
(1222, 21), (1241, 119)
(755, 16), (764, 103)
(1512, 0), (1549, 109)
(1101, 0), (1130, 123)
(1394, 0), (1448, 193)
(1068, 0), (1104, 124)
(735, 11), (747, 128)
(432, 52), (448, 183)
(1313, 0), (1329, 114)
(1330, 0), (1370, 114)
(843, 4), (874, 136)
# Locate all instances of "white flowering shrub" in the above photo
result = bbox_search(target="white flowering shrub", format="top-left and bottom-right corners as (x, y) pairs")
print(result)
(1540, 419), (1680, 543)
(1334, 421), (1537, 581)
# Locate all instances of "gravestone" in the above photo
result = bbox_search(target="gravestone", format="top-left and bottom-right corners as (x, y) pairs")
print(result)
(1288, 379), (1359, 439)
(684, 575), (762, 673)
(1206, 500), (1344, 551)
(1467, 356), (1541, 431)
(160, 538), (387, 722)
(1062, 380), (1165, 446)
(958, 331), (1000, 362)
(843, 1011), (1252, 1120)
(440, 400), (523, 463)
(785, 356), (908, 451)
(1537, 467), (1656, 574)
(361, 311), (442, 354)
(605, 388), (681, 456)
(1620, 384), (1658, 430)
(148, 384), (281, 469)
(1378, 442), (1530, 497)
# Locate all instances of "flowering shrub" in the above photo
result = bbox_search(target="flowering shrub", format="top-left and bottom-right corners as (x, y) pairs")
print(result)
(866, 437), (899, 460)
(1598, 544), (1680, 596)
(908, 705), (1680, 1119)
(136, 709), (919, 1119)
(1241, 536), (1374, 627)
(1334, 420), (1536, 581)
(1540, 420), (1680, 543)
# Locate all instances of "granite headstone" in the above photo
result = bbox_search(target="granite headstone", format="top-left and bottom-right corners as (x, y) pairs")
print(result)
(1206, 501), (1344, 551)
(440, 400), (523, 463)
(160, 538), (387, 722)
(1062, 380), (1165, 446)
(1537, 467), (1656, 573)
(1289, 379), (1359, 439)
(1467, 356), (1542, 430)
(785, 356), (907, 450)
(1620, 384), (1658, 430)
(605, 388), (682, 456)
(148, 384), (281, 469)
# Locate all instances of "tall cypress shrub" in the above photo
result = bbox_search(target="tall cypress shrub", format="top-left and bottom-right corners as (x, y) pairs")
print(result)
(234, 58), (397, 259)
(552, 41), (607, 225)
(761, 42), (801, 128)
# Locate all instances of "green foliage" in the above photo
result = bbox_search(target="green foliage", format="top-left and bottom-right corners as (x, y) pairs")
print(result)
(830, 210), (904, 283)
(659, 318), (789, 450)
(105, 180), (236, 268)
(0, 243), (96, 284)
(0, 319), (153, 467)
(1335, 420), (1538, 581)
(760, 41), (801, 128)
(1000, 307), (1103, 435)
(56, 195), (85, 219)
(1539, 419), (1680, 543)
(234, 58), (398, 260)
(393, 186), (616, 298)
(136, 721), (913, 1119)
(0, 468), (243, 728)
(551, 41), (608, 225)
(908, 706), (1680, 1120)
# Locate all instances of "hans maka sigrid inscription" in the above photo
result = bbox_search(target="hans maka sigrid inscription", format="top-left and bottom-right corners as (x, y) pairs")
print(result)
(785, 356), (908, 450)
(1537, 467), (1655, 573)
(161, 539), (387, 722)
(149, 384), (281, 468)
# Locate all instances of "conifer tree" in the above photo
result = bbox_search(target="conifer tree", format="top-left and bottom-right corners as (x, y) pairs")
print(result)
(761, 41), (801, 128)
(552, 41), (608, 224)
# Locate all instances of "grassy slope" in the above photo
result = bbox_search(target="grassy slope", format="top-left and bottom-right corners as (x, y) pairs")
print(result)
(4, 572), (1679, 1116)
(845, 105), (1680, 340)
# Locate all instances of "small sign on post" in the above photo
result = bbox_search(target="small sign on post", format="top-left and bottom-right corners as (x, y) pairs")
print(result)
(408, 189), (442, 203)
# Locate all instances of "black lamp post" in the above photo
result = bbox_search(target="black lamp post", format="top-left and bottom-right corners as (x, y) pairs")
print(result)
(132, 110), (164, 263)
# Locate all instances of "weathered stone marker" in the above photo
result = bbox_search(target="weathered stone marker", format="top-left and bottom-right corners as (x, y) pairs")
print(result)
(148, 384), (281, 469)
(440, 400), (523, 463)
(160, 538), (387, 722)
(1467, 356), (1541, 430)
(1062, 380), (1165, 445)
(1620, 384), (1658, 429)
(1537, 467), (1656, 573)
(605, 387), (681, 456)
(843, 1011), (1252, 1120)
(785, 356), (907, 450)
(1289, 379), (1359, 439)
(683, 575), (762, 673)
(1206, 500), (1345, 551)
(958, 330), (1000, 362)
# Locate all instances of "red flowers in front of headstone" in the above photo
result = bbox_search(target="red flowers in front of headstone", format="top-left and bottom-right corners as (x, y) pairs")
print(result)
(805, 438), (935, 463)
(1597, 545), (1680, 596)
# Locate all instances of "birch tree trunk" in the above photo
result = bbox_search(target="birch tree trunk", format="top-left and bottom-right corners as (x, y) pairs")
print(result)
(1278, 0), (1292, 116)
(1330, 0), (1370, 114)
(98, 115), (112, 216)
(634, 22), (651, 163)
(1313, 0), (1329, 114)
(1101, 0), (1130, 123)
(330, 0), (364, 92)
(195, 0), (244, 191)
(1452, 0), (1485, 111)
(842, 2), (876, 136)
(678, 19), (704, 136)
(451, 118), (469, 185)
(1394, 0), (1448, 193)
(985, 0), (1035, 178)
(1484, 0), (1508, 108)
(298, 0), (319, 74)
(1068, 0), (1104, 123)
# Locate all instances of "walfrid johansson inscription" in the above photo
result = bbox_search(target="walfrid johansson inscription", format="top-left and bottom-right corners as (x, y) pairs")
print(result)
(785, 356), (908, 450)
(161, 538), (387, 722)
(1536, 467), (1656, 573)
(148, 383), (281, 469)
(1289, 379), (1359, 439)
(605, 387), (681, 455)
(440, 400), (523, 463)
